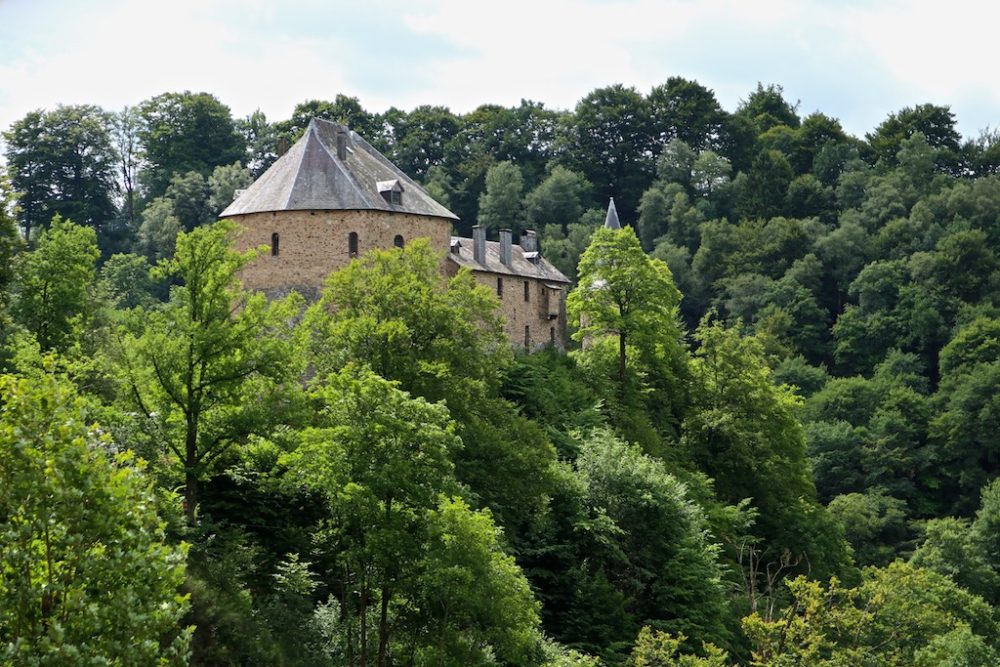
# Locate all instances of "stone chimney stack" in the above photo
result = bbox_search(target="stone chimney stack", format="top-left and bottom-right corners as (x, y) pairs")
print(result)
(499, 229), (513, 267)
(336, 130), (348, 160)
(473, 225), (487, 264)
(520, 229), (537, 253)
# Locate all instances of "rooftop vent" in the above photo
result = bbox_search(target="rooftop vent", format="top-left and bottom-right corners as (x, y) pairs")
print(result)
(336, 130), (348, 160)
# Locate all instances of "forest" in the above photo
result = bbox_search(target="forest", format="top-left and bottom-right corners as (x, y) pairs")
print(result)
(3, 80), (1000, 665)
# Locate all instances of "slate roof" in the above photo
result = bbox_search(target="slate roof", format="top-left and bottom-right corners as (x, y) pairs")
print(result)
(220, 118), (458, 220)
(604, 197), (621, 229)
(448, 237), (571, 284)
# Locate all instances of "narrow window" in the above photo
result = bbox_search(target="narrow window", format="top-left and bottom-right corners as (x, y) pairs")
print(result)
(550, 327), (556, 344)
(524, 325), (530, 349)
(524, 280), (530, 302)
(497, 276), (503, 297)
(394, 234), (404, 248)
(271, 232), (280, 256)
(348, 231), (359, 258)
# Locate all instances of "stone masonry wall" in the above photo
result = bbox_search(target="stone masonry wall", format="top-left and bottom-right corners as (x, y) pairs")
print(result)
(449, 266), (567, 351)
(228, 208), (567, 349)
(228, 209), (453, 298)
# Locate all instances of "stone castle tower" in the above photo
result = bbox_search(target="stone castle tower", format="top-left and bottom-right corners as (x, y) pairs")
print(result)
(220, 118), (570, 350)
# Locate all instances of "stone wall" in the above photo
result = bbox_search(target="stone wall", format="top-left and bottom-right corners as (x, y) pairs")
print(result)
(452, 267), (567, 351)
(227, 208), (567, 350)
(227, 209), (453, 296)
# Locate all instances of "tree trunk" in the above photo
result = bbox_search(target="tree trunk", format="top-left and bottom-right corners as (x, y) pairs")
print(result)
(184, 411), (199, 524)
(618, 331), (627, 400)
(377, 586), (390, 667)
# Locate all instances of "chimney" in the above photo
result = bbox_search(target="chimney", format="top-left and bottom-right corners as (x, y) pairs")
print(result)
(473, 225), (486, 264)
(276, 136), (290, 157)
(520, 229), (537, 253)
(336, 130), (348, 160)
(500, 229), (512, 267)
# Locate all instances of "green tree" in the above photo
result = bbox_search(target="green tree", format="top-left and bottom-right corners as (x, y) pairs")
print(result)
(627, 627), (728, 667)
(744, 562), (999, 666)
(735, 83), (800, 132)
(525, 165), (591, 235)
(477, 160), (524, 232)
(867, 103), (960, 168)
(137, 91), (245, 198)
(637, 186), (670, 250)
(0, 173), (23, 305)
(10, 216), (100, 352)
(207, 161), (252, 216)
(0, 372), (190, 665)
(683, 321), (850, 577)
(284, 366), (459, 667)
(569, 225), (681, 389)
(648, 77), (726, 152)
(557, 84), (654, 223)
(739, 149), (793, 219)
(3, 105), (118, 245)
(117, 222), (302, 520)
(417, 496), (544, 665)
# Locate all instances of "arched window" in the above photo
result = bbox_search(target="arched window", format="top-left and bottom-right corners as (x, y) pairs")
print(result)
(348, 231), (359, 258)
(394, 234), (404, 248)
(271, 232), (280, 256)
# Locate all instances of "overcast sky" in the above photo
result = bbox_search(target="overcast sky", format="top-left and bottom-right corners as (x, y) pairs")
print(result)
(1, 0), (998, 141)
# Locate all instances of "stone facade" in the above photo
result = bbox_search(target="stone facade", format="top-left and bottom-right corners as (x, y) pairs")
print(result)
(451, 268), (567, 352)
(229, 209), (452, 299)
(219, 118), (571, 349)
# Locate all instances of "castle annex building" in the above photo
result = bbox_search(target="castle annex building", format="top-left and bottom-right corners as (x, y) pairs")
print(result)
(220, 118), (570, 350)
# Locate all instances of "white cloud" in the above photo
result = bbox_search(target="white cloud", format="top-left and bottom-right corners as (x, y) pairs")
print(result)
(1, 0), (998, 140)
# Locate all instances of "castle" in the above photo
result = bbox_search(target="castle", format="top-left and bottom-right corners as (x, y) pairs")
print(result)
(220, 118), (570, 350)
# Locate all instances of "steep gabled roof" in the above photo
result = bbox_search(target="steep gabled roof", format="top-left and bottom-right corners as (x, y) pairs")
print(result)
(604, 197), (621, 229)
(220, 118), (458, 220)
(448, 237), (571, 284)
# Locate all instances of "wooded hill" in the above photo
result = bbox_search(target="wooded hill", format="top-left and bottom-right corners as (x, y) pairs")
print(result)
(4, 81), (1000, 665)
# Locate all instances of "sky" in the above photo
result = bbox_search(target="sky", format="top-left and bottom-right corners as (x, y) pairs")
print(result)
(1, 0), (999, 141)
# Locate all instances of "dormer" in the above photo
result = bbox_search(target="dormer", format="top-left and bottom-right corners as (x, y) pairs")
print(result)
(377, 179), (404, 205)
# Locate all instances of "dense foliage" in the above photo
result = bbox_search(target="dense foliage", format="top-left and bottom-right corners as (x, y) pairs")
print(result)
(5, 80), (1000, 665)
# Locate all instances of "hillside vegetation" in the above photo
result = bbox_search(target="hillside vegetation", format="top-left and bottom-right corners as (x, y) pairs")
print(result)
(4, 82), (1000, 665)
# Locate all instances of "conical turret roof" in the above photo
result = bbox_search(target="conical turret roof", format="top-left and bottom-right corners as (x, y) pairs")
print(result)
(604, 197), (621, 229)
(220, 118), (458, 220)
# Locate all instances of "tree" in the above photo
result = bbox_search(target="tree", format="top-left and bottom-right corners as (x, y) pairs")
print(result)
(207, 162), (252, 216)
(682, 321), (850, 578)
(569, 225), (681, 389)
(556, 85), (655, 223)
(0, 174), (23, 305)
(284, 366), (459, 667)
(867, 103), (960, 168)
(417, 496), (544, 665)
(137, 91), (245, 198)
(111, 106), (142, 231)
(743, 562), (999, 665)
(735, 83), (799, 131)
(525, 165), (591, 234)
(0, 372), (190, 665)
(477, 160), (524, 232)
(118, 222), (302, 521)
(627, 627), (728, 667)
(637, 186), (669, 250)
(3, 105), (118, 245)
(10, 216), (100, 352)
(648, 77), (726, 152)
(739, 149), (793, 219)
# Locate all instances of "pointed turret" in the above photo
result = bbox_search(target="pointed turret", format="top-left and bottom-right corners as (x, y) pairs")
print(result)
(604, 197), (621, 230)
